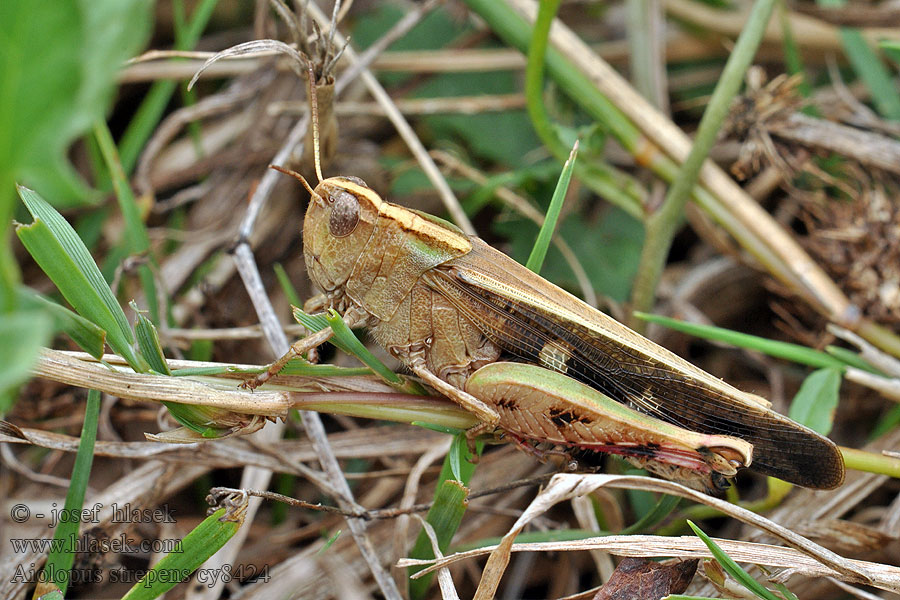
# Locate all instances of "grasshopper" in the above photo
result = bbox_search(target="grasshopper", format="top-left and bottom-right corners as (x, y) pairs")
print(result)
(256, 70), (844, 492)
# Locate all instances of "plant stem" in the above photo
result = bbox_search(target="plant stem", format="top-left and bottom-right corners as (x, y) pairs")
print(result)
(628, 0), (778, 328)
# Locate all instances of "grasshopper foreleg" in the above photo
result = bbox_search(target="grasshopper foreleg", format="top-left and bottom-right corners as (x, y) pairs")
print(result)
(242, 306), (369, 390)
(242, 327), (335, 390)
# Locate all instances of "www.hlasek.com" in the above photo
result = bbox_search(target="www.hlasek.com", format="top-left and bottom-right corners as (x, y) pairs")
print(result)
(11, 563), (270, 588)
(9, 533), (183, 555)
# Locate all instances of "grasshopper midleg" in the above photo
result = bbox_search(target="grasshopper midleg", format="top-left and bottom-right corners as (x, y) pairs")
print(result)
(253, 57), (844, 491)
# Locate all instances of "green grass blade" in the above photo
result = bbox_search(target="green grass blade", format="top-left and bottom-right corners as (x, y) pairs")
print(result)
(93, 121), (160, 323)
(687, 521), (781, 600)
(292, 307), (406, 383)
(117, 0), (219, 173)
(634, 312), (847, 369)
(19, 288), (105, 359)
(619, 494), (680, 534)
(408, 435), (482, 598)
(120, 504), (244, 600)
(788, 367), (840, 435)
(274, 263), (303, 307)
(824, 345), (884, 375)
(0, 309), (53, 415)
(883, 40), (900, 66)
(837, 29), (900, 120)
(408, 479), (470, 599)
(39, 389), (100, 597)
(324, 309), (404, 385)
(522, 0), (643, 218)
(15, 185), (148, 372)
(526, 141), (578, 274)
(132, 302), (171, 375)
(778, 0), (811, 97)
(448, 432), (466, 482)
(870, 403), (900, 440)
(131, 302), (224, 434)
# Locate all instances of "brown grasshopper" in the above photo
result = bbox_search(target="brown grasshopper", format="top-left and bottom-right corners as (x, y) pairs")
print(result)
(254, 71), (844, 492)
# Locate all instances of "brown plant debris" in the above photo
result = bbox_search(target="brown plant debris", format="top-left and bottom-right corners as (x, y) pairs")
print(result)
(592, 557), (698, 600)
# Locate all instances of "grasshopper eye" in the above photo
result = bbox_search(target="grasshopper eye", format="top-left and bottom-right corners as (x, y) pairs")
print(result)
(328, 190), (360, 237)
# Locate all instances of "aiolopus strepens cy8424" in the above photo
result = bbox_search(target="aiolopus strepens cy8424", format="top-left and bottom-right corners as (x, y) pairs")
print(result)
(253, 68), (844, 493)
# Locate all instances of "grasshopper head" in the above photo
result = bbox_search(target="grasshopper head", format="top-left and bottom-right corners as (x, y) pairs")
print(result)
(302, 175), (381, 294)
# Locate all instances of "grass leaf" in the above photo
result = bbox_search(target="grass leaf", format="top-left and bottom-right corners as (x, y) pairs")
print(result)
(16, 185), (148, 372)
(634, 312), (847, 370)
(121, 504), (245, 600)
(37, 389), (100, 597)
(526, 141), (578, 274)
(0, 310), (53, 414)
(687, 520), (782, 600)
(19, 288), (105, 358)
(408, 479), (470, 599)
(788, 367), (841, 435)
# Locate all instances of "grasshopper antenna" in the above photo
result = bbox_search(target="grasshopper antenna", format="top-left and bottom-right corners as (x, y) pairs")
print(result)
(268, 58), (327, 203)
(306, 60), (324, 184)
(269, 165), (320, 200)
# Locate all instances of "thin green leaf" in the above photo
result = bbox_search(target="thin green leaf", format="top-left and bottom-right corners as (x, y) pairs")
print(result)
(883, 40), (900, 66)
(525, 141), (578, 273)
(408, 479), (470, 599)
(172, 366), (235, 377)
(229, 359), (374, 378)
(448, 432), (465, 482)
(94, 121), (160, 323)
(323, 309), (405, 385)
(835, 29), (900, 120)
(620, 494), (680, 534)
(121, 504), (244, 600)
(274, 263), (303, 308)
(293, 307), (419, 389)
(132, 302), (170, 375)
(317, 529), (342, 554)
(777, 0), (811, 97)
(771, 581), (800, 600)
(40, 389), (100, 596)
(0, 310), (53, 414)
(687, 521), (781, 600)
(412, 422), (465, 435)
(19, 288), (106, 359)
(824, 345), (884, 375)
(278, 360), (373, 377)
(15, 186), (148, 372)
(130, 301), (224, 433)
(788, 368), (841, 435)
(117, 0), (218, 173)
(634, 312), (847, 370)
(870, 403), (900, 440)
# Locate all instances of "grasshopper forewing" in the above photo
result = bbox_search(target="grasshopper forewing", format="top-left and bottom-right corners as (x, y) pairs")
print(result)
(288, 173), (844, 491)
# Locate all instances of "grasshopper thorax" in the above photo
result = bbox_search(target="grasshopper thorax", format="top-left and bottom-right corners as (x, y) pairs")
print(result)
(302, 175), (382, 296)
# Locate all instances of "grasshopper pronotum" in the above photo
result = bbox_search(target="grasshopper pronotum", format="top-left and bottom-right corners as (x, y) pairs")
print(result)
(257, 64), (844, 492)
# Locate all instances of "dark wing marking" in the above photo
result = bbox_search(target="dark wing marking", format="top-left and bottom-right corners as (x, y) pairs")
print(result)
(423, 239), (844, 489)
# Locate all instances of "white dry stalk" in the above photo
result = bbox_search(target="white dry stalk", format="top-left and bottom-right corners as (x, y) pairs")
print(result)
(570, 494), (615, 582)
(392, 439), (453, 590)
(413, 514), (461, 600)
(34, 349), (291, 416)
(829, 325), (900, 379)
(398, 474), (900, 596)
